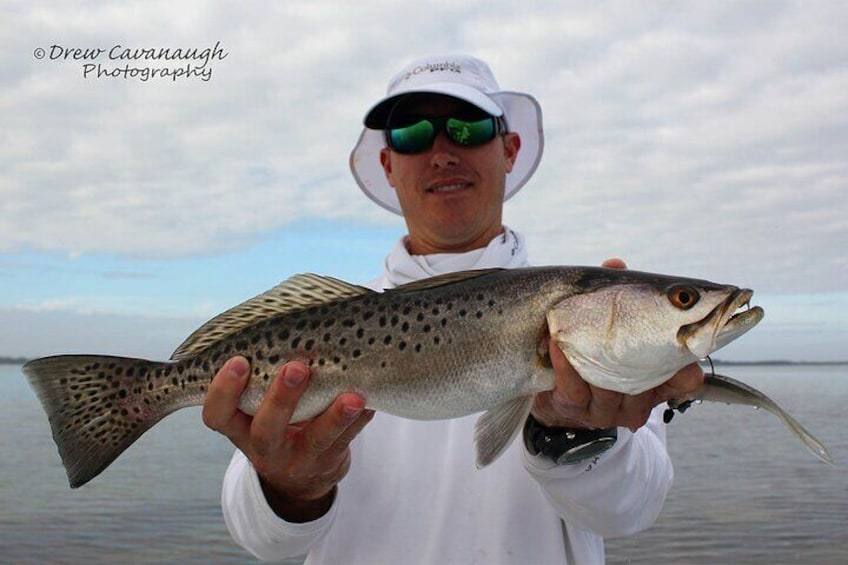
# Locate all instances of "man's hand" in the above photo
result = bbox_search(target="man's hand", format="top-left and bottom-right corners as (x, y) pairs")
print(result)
(531, 257), (705, 431)
(202, 357), (374, 522)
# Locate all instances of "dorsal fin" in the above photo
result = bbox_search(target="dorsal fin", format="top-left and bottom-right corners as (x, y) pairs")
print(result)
(390, 268), (504, 293)
(170, 274), (373, 360)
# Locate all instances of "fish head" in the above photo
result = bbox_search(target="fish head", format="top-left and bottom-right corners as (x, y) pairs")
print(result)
(547, 272), (764, 394)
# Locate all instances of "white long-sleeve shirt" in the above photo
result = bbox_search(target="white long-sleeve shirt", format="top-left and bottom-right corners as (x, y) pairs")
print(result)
(221, 231), (674, 564)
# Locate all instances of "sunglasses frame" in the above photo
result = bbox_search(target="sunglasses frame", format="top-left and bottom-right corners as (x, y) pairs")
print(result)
(384, 114), (507, 155)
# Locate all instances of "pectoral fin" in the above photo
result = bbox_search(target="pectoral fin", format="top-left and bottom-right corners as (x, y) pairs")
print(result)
(474, 395), (534, 468)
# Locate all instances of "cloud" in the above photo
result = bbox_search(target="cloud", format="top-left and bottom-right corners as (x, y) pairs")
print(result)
(1, 1), (846, 295)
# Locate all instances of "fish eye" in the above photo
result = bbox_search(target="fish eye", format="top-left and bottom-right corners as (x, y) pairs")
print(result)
(667, 285), (700, 310)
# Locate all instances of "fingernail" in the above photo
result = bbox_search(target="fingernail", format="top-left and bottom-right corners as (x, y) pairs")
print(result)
(343, 404), (363, 419)
(227, 357), (249, 379)
(283, 364), (308, 388)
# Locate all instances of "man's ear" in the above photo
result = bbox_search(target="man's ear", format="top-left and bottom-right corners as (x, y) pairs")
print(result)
(380, 147), (394, 185)
(503, 133), (521, 174)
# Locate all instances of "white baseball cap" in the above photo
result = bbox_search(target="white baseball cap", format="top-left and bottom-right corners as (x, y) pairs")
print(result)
(349, 54), (544, 215)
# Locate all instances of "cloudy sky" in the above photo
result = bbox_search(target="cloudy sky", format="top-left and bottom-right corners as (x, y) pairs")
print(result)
(1, 1), (846, 362)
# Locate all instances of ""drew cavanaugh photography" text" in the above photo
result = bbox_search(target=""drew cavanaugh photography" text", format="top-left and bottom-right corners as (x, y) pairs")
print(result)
(33, 41), (229, 82)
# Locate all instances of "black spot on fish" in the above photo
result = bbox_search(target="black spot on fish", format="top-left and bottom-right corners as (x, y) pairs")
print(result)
(269, 354), (280, 364)
(279, 329), (290, 341)
(379, 316), (387, 327)
(356, 328), (365, 339)
(310, 320), (321, 330)
(415, 344), (422, 353)
(352, 349), (361, 358)
(459, 309), (467, 317)
(323, 319), (336, 328)
(305, 339), (315, 351)
(422, 324), (431, 333)
(399, 341), (407, 351)
(291, 337), (301, 349)
(383, 335), (392, 345)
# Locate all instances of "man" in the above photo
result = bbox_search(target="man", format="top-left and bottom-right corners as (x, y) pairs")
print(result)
(203, 54), (704, 563)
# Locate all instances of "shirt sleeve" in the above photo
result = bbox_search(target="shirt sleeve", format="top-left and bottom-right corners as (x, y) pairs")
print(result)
(220, 449), (338, 561)
(523, 405), (673, 538)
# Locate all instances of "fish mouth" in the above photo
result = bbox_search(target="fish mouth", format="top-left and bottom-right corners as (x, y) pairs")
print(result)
(679, 289), (765, 358)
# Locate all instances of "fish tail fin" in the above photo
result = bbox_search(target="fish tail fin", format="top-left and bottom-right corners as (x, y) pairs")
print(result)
(23, 354), (180, 488)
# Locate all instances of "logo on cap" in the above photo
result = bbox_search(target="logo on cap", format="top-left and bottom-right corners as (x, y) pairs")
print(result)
(403, 61), (461, 81)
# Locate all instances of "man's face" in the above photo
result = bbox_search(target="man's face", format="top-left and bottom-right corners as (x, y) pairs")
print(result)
(379, 94), (521, 255)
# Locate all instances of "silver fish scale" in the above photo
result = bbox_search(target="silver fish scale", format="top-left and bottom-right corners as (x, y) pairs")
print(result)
(184, 268), (574, 422)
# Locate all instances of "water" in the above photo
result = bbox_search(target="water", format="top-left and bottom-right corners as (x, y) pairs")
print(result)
(3, 364), (846, 564)
(606, 365), (848, 564)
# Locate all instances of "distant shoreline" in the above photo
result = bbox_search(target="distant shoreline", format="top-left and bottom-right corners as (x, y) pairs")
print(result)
(2, 356), (847, 366)
(0, 357), (30, 365)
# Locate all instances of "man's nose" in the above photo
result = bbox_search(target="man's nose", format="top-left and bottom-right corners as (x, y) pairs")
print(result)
(429, 133), (460, 168)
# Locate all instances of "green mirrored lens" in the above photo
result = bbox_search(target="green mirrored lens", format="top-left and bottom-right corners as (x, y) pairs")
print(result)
(446, 118), (495, 146)
(387, 116), (499, 154)
(389, 120), (435, 153)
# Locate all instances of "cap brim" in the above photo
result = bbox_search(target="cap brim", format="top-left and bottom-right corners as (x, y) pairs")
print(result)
(364, 82), (504, 129)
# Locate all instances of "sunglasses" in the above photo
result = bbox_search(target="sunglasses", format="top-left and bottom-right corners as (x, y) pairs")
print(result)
(385, 115), (506, 155)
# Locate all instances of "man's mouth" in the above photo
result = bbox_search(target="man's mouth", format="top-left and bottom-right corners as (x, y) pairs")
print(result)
(427, 181), (471, 194)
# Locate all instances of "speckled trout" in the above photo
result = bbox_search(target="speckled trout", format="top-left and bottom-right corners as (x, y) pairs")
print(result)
(24, 267), (829, 488)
